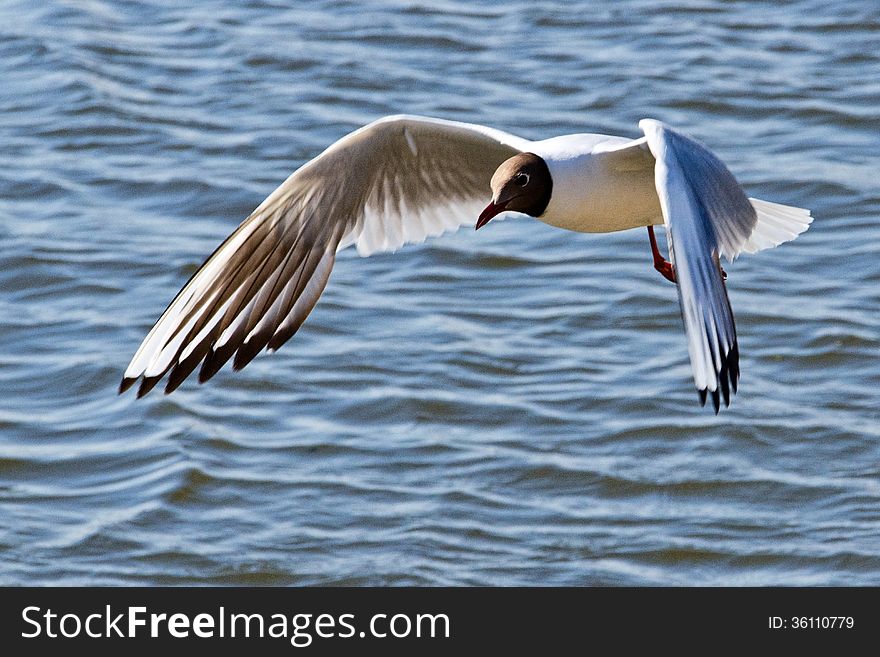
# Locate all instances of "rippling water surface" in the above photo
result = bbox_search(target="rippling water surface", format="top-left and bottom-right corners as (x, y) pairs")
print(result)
(1, 0), (878, 585)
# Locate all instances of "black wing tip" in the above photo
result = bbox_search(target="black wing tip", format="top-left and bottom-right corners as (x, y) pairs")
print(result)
(720, 339), (740, 409)
(136, 375), (162, 399)
(119, 370), (194, 397)
(164, 373), (184, 395)
(198, 348), (224, 383)
(118, 377), (137, 395)
(696, 387), (721, 414)
(267, 325), (299, 352)
(232, 341), (263, 372)
(696, 340), (740, 413)
(120, 374), (161, 398)
(728, 342), (740, 394)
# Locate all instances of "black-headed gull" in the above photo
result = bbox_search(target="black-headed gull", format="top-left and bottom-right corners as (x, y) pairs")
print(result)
(120, 115), (812, 411)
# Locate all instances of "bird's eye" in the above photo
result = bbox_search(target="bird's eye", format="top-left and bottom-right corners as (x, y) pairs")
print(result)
(514, 173), (529, 187)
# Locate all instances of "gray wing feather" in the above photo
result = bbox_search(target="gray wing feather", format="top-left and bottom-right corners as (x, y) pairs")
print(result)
(640, 119), (755, 411)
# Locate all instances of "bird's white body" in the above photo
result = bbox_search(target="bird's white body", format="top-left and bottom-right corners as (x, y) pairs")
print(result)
(121, 114), (812, 411)
(532, 134), (662, 233)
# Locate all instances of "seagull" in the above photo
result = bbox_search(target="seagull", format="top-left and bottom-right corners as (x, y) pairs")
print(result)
(120, 115), (812, 412)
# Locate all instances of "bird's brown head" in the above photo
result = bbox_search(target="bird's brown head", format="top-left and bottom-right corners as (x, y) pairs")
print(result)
(476, 152), (553, 230)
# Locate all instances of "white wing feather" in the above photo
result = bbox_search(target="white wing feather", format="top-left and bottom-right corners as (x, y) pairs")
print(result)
(121, 115), (529, 396)
(639, 119), (749, 411)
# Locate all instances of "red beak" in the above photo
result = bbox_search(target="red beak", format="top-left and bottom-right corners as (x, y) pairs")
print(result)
(476, 200), (509, 231)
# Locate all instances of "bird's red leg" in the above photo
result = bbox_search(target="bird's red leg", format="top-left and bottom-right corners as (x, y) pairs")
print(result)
(647, 226), (727, 283)
(647, 225), (676, 284)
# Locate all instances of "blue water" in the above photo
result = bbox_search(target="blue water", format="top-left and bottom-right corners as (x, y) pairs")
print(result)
(1, 0), (878, 585)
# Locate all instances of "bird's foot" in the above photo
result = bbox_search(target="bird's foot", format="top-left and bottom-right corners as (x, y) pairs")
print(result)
(647, 226), (728, 284)
(653, 257), (677, 284)
(648, 226), (677, 284)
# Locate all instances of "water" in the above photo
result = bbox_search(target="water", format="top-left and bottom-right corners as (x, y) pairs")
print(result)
(1, 0), (878, 585)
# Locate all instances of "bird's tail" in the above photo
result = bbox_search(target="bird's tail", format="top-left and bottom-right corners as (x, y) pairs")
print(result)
(738, 198), (813, 255)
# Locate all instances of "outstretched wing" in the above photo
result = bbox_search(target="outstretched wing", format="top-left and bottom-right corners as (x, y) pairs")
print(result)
(121, 115), (530, 396)
(638, 119), (755, 411)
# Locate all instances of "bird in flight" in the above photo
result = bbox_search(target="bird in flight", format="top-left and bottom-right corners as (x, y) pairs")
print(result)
(120, 115), (811, 412)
